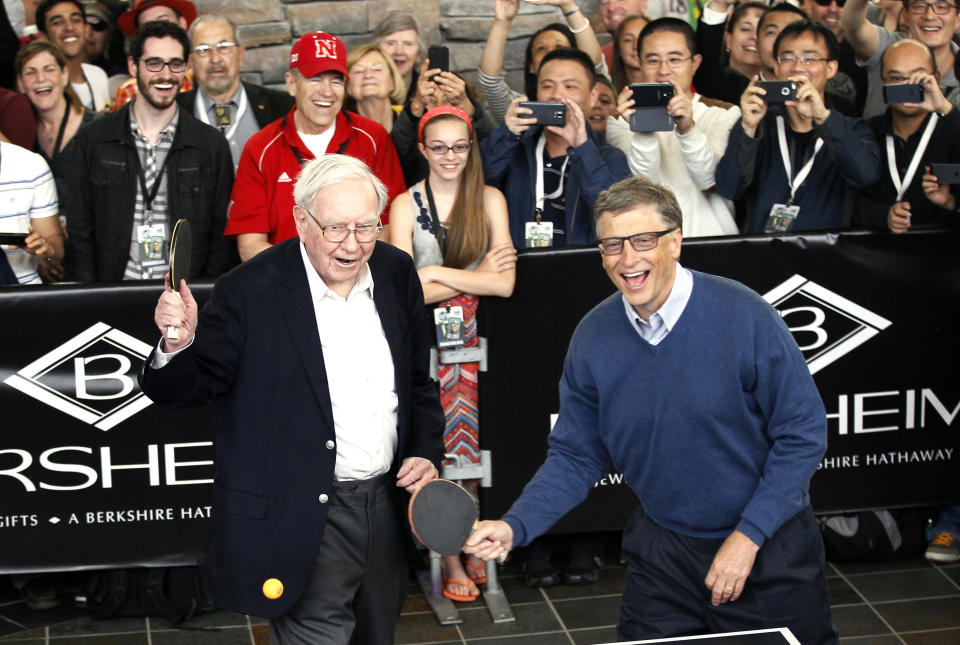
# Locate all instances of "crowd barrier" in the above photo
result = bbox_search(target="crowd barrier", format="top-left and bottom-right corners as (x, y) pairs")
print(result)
(0, 230), (957, 573)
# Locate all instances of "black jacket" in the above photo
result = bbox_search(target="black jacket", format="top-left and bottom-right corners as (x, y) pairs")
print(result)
(65, 102), (238, 282)
(177, 81), (294, 129)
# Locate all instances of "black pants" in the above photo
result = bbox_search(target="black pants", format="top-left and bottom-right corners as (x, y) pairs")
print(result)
(618, 506), (837, 644)
(270, 474), (408, 645)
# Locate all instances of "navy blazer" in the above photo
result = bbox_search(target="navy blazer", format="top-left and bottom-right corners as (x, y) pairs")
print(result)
(141, 239), (444, 618)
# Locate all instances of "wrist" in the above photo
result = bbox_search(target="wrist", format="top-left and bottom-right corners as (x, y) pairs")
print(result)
(813, 108), (831, 126)
(936, 100), (953, 116)
(563, 5), (581, 17)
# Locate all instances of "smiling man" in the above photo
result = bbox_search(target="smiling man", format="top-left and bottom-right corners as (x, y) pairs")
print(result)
(466, 175), (836, 644)
(842, 0), (960, 117)
(225, 32), (405, 262)
(35, 0), (109, 109)
(65, 20), (237, 282)
(177, 14), (292, 168)
(143, 154), (444, 644)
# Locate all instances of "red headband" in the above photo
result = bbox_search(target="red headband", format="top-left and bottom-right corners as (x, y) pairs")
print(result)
(418, 106), (474, 143)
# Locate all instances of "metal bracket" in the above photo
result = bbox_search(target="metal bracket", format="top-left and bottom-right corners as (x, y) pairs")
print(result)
(441, 451), (492, 488)
(416, 551), (462, 625)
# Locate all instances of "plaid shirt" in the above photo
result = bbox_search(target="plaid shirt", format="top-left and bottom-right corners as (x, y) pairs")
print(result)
(124, 106), (179, 280)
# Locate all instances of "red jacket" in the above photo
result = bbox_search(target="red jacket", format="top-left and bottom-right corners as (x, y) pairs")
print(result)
(225, 108), (405, 243)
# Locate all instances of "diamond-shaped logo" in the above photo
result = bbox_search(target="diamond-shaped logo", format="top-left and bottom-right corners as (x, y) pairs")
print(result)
(764, 275), (892, 375)
(4, 322), (153, 431)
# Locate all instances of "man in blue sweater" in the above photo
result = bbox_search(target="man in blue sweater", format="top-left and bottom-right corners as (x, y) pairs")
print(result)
(466, 176), (836, 643)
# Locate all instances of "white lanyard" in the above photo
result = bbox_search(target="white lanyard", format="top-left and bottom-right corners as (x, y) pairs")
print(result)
(195, 87), (249, 142)
(886, 113), (938, 202)
(534, 134), (569, 217)
(776, 116), (823, 204)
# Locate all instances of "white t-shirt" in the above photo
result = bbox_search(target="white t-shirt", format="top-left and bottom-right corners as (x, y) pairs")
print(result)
(73, 63), (111, 111)
(0, 142), (59, 285)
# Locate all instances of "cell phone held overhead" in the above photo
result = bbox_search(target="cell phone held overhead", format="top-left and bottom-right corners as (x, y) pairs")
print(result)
(518, 101), (566, 126)
(756, 80), (798, 102)
(883, 83), (924, 104)
(628, 83), (674, 132)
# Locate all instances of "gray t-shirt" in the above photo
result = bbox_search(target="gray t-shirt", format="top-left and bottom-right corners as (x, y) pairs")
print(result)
(858, 25), (960, 119)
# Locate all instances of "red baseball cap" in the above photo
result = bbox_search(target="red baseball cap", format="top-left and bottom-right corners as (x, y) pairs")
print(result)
(289, 32), (349, 79)
(117, 0), (197, 37)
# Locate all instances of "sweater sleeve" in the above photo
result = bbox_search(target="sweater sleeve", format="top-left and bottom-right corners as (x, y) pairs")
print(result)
(715, 118), (762, 200)
(735, 303), (828, 547)
(480, 125), (523, 188)
(678, 103), (741, 191)
(502, 330), (611, 547)
(477, 70), (522, 127)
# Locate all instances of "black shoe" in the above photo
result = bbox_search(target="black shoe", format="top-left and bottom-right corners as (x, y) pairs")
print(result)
(561, 552), (599, 585)
(523, 557), (559, 588)
(23, 578), (61, 611)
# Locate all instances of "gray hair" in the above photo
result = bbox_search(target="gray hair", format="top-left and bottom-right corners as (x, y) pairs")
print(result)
(188, 14), (241, 47)
(594, 176), (683, 232)
(293, 155), (388, 215)
(372, 10), (427, 59)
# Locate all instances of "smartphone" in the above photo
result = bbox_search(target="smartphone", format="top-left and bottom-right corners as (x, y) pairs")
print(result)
(427, 46), (449, 73)
(518, 101), (566, 126)
(929, 163), (960, 184)
(630, 83), (674, 107)
(0, 232), (27, 246)
(757, 80), (798, 102)
(883, 83), (924, 104)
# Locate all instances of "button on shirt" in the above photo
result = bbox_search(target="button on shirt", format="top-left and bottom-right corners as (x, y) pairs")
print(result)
(300, 242), (398, 481)
(623, 263), (693, 345)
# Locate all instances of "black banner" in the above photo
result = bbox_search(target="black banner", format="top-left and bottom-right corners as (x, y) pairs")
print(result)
(478, 230), (960, 532)
(1, 231), (957, 572)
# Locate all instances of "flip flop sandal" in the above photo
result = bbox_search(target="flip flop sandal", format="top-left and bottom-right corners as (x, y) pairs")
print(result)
(465, 556), (487, 585)
(442, 577), (479, 602)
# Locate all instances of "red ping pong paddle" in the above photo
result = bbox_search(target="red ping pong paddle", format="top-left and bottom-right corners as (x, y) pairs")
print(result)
(166, 218), (191, 340)
(408, 479), (479, 556)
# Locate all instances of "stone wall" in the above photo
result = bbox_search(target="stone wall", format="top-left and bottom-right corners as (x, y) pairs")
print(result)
(194, 0), (603, 92)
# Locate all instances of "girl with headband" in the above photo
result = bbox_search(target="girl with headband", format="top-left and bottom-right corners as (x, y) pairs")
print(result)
(388, 106), (517, 602)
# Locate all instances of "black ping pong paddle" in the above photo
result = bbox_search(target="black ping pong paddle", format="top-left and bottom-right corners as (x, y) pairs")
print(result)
(166, 218), (192, 340)
(409, 479), (479, 556)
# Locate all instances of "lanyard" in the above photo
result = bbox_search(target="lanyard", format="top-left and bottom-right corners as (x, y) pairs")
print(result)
(195, 88), (249, 141)
(886, 113), (938, 202)
(423, 178), (447, 258)
(50, 101), (70, 164)
(534, 134), (569, 219)
(776, 116), (823, 205)
(134, 145), (173, 214)
(80, 72), (95, 109)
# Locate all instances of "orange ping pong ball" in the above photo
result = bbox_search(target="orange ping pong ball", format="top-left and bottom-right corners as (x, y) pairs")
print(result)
(262, 578), (284, 599)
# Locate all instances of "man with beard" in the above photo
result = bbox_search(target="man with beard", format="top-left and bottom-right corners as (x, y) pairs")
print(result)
(66, 20), (237, 282)
(178, 14), (292, 168)
(35, 0), (110, 109)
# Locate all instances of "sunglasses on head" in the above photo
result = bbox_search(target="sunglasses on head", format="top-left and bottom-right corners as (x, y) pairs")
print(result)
(812, 0), (846, 5)
(86, 17), (108, 31)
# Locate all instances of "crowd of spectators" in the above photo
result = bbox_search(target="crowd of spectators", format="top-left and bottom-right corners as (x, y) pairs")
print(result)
(1, 0), (957, 606)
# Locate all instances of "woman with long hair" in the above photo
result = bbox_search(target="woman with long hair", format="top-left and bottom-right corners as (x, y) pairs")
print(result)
(610, 14), (649, 93)
(389, 106), (516, 602)
(345, 44), (406, 134)
(694, 2), (767, 104)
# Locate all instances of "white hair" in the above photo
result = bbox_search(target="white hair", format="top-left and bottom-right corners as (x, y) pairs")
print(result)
(293, 155), (388, 215)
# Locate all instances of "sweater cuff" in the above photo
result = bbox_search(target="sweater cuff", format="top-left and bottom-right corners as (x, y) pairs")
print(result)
(502, 515), (528, 548)
(735, 517), (766, 549)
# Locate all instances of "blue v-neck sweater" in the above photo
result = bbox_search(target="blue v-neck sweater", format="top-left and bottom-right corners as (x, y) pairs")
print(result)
(503, 271), (827, 548)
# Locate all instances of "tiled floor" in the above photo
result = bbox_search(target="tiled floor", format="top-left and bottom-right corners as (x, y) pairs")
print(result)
(1, 556), (958, 644)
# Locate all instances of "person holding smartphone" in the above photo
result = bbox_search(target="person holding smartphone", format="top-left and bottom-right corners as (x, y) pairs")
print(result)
(853, 38), (960, 232)
(716, 20), (880, 233)
(606, 18), (742, 237)
(481, 47), (630, 248)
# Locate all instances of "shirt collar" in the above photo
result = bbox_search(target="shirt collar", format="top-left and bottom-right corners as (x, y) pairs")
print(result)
(622, 262), (693, 333)
(199, 82), (244, 110)
(299, 241), (375, 301)
(129, 104), (180, 142)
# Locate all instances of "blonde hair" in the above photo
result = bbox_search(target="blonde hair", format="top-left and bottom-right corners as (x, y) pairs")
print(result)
(347, 44), (407, 105)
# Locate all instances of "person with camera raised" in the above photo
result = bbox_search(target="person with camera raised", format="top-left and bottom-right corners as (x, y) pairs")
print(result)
(853, 38), (960, 232)
(481, 47), (630, 248)
(606, 18), (741, 237)
(716, 20), (880, 234)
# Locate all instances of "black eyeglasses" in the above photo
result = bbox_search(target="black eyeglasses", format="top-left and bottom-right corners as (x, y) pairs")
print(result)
(906, 0), (957, 13)
(304, 209), (382, 243)
(139, 57), (187, 73)
(86, 17), (108, 31)
(812, 0), (846, 6)
(597, 228), (677, 255)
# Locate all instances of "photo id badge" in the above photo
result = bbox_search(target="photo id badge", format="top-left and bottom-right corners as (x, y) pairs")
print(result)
(764, 203), (800, 233)
(137, 223), (168, 267)
(434, 305), (465, 348)
(525, 221), (553, 248)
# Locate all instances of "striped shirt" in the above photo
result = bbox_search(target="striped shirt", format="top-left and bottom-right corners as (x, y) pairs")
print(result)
(0, 142), (58, 285)
(124, 107), (179, 280)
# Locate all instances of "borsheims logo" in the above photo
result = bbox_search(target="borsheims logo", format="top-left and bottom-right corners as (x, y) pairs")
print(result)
(4, 323), (153, 431)
(764, 275), (892, 375)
